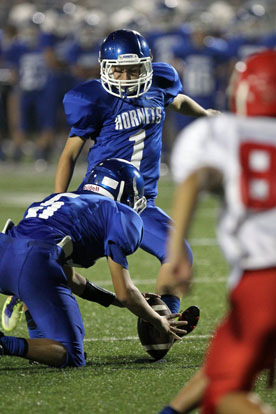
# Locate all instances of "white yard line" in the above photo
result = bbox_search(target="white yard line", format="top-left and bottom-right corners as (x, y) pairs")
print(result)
(0, 193), (46, 207)
(84, 334), (212, 342)
(93, 277), (226, 287)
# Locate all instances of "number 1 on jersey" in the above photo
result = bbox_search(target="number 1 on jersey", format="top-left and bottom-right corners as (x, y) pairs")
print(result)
(129, 129), (146, 170)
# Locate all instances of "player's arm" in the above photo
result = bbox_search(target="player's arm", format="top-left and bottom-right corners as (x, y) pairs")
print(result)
(168, 93), (220, 117)
(54, 136), (86, 193)
(169, 167), (221, 281)
(63, 264), (123, 307)
(107, 257), (183, 340)
(169, 169), (206, 282)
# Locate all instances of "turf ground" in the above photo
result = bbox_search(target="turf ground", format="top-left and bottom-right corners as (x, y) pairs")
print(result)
(0, 164), (275, 413)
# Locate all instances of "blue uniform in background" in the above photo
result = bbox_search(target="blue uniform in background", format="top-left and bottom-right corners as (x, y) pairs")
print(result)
(262, 32), (276, 48)
(0, 191), (143, 367)
(65, 41), (100, 85)
(226, 34), (266, 61)
(63, 62), (193, 264)
(146, 25), (190, 63)
(172, 38), (230, 130)
(4, 40), (49, 132)
(39, 32), (74, 129)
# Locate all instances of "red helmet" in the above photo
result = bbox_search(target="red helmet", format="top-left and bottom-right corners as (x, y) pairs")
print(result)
(229, 49), (276, 117)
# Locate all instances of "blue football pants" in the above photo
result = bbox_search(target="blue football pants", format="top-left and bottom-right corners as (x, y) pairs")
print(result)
(0, 234), (85, 367)
(140, 199), (193, 264)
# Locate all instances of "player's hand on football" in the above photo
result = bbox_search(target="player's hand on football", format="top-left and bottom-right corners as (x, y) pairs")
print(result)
(159, 314), (187, 341)
(168, 313), (188, 340)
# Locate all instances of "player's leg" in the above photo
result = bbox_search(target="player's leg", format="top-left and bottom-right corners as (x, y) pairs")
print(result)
(1, 220), (24, 332)
(0, 237), (67, 366)
(1, 220), (42, 336)
(35, 89), (55, 162)
(19, 245), (86, 367)
(1, 224), (117, 334)
(0, 292), (83, 368)
(159, 367), (207, 413)
(140, 201), (194, 317)
(11, 91), (30, 161)
(0, 240), (86, 367)
(0, 331), (67, 367)
(202, 268), (276, 414)
(2, 271), (119, 334)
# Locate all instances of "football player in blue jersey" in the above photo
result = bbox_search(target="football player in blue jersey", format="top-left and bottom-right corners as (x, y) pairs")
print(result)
(0, 158), (184, 368)
(54, 29), (219, 324)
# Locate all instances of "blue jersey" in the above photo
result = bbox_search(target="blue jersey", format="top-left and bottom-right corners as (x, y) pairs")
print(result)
(5, 41), (48, 91)
(173, 38), (230, 106)
(262, 32), (276, 48)
(146, 25), (190, 63)
(65, 41), (100, 84)
(226, 35), (267, 61)
(39, 32), (74, 119)
(66, 42), (99, 67)
(8, 192), (143, 269)
(63, 62), (183, 198)
(171, 37), (230, 130)
(39, 32), (73, 69)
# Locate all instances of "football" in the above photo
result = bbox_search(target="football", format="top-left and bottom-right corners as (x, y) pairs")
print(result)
(137, 296), (174, 360)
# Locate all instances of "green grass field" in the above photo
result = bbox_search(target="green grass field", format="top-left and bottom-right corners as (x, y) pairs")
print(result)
(0, 164), (275, 413)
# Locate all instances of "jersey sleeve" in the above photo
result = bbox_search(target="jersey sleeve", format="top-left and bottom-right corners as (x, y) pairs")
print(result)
(171, 116), (228, 183)
(104, 205), (143, 269)
(63, 83), (101, 139)
(153, 62), (184, 106)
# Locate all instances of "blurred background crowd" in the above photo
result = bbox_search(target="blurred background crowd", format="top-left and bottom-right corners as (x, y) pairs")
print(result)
(0, 0), (275, 170)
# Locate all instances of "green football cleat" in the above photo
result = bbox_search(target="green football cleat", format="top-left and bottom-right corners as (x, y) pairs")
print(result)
(1, 296), (24, 332)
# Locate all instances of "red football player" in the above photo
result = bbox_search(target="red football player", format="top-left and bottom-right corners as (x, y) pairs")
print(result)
(160, 50), (276, 414)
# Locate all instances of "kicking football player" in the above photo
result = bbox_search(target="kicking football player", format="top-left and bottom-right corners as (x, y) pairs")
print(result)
(54, 29), (220, 320)
(0, 158), (184, 368)
(160, 50), (276, 413)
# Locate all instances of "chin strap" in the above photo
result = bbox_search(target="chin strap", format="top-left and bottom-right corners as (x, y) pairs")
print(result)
(134, 196), (147, 215)
(2, 218), (14, 234)
(57, 235), (73, 259)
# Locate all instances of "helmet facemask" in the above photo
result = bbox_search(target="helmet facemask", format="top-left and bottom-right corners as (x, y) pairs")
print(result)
(121, 176), (147, 215)
(99, 53), (153, 98)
